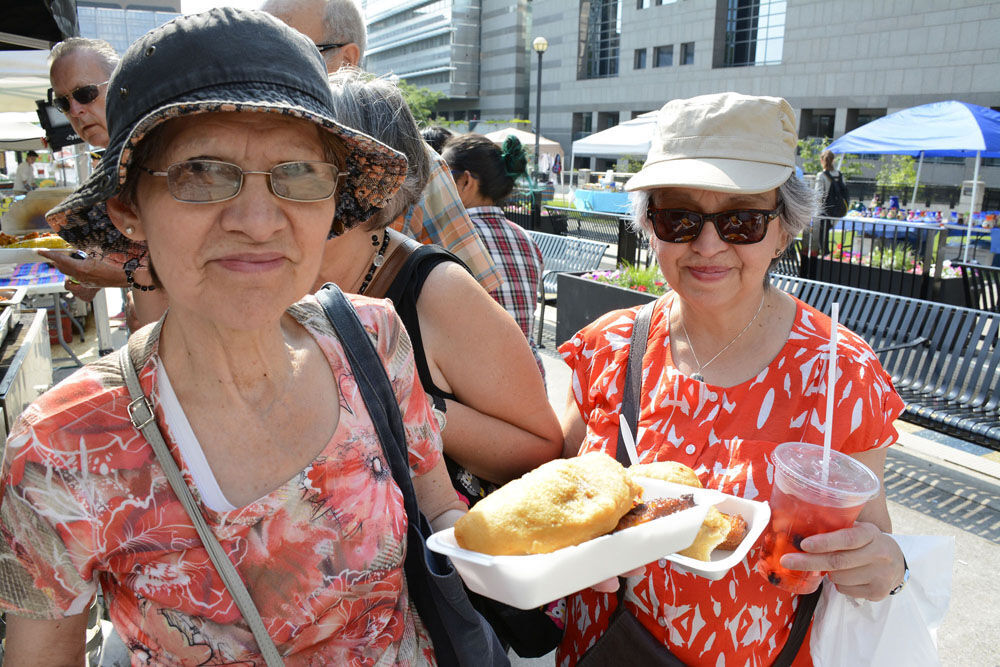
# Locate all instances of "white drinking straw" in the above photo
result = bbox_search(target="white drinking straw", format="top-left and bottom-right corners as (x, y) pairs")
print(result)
(822, 302), (839, 483)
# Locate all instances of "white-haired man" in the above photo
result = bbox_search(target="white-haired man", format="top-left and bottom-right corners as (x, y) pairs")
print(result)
(263, 0), (503, 292)
(42, 38), (166, 325)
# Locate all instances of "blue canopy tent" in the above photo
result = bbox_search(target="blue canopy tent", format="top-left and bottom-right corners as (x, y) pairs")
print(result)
(827, 100), (1000, 261)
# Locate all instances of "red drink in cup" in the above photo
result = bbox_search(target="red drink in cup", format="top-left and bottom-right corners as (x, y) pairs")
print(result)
(756, 442), (880, 594)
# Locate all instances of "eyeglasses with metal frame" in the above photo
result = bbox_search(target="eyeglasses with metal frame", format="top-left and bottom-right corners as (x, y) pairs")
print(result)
(140, 159), (346, 204)
(646, 202), (784, 244)
(50, 81), (110, 113)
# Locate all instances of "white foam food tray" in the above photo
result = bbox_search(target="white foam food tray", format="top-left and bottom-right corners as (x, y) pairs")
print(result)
(653, 480), (772, 581)
(427, 478), (716, 609)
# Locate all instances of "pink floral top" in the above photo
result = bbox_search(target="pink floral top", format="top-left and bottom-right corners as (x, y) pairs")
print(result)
(557, 294), (904, 666)
(0, 295), (442, 666)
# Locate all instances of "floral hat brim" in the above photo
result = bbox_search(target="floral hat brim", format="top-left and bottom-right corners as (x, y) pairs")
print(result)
(46, 85), (408, 268)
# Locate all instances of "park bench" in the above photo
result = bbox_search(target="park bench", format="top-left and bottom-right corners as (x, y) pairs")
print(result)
(527, 230), (609, 347)
(951, 261), (1000, 313)
(542, 205), (646, 266)
(769, 273), (1000, 451)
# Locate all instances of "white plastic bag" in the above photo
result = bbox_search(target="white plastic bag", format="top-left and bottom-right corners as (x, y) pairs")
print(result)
(810, 534), (954, 667)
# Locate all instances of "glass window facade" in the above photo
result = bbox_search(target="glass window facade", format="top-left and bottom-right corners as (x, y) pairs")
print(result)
(77, 5), (179, 54)
(634, 48), (647, 69)
(680, 41), (695, 64)
(578, 0), (622, 80)
(720, 0), (786, 67)
(654, 45), (673, 67)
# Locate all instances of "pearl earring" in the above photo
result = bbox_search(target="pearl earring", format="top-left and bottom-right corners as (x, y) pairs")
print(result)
(125, 226), (135, 235)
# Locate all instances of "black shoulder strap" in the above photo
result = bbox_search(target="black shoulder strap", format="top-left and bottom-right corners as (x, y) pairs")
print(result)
(314, 284), (418, 523)
(615, 299), (658, 466)
(314, 284), (464, 666)
(773, 584), (822, 667)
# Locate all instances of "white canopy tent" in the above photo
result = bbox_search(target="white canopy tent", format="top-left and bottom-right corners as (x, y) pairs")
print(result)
(0, 51), (51, 113)
(483, 126), (564, 161)
(571, 111), (658, 160)
(0, 112), (45, 151)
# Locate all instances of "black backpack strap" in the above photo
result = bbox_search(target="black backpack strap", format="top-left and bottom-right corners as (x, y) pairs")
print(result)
(615, 299), (658, 466)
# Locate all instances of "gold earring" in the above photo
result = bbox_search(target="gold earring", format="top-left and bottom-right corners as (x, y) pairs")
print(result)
(125, 226), (135, 235)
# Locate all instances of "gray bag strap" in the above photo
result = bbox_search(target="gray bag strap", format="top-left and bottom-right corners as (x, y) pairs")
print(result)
(116, 343), (285, 667)
(615, 298), (658, 467)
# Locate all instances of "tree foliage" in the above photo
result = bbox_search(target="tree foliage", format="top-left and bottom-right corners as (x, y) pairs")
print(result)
(398, 79), (444, 125)
(875, 154), (917, 190)
(797, 137), (863, 179)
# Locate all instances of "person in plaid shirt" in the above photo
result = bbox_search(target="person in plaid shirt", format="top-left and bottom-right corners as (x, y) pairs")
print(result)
(443, 134), (545, 373)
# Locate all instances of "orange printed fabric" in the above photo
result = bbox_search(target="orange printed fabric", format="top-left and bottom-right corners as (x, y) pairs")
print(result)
(0, 295), (441, 666)
(558, 294), (903, 667)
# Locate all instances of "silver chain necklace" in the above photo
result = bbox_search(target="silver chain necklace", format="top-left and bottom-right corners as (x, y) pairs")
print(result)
(675, 293), (766, 382)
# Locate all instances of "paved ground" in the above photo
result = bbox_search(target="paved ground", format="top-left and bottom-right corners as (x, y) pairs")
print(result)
(513, 313), (1000, 667)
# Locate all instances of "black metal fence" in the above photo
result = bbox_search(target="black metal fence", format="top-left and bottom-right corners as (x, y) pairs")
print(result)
(499, 189), (650, 266)
(773, 216), (979, 305)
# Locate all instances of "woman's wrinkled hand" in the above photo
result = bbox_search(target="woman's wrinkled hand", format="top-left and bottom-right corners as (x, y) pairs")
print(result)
(36, 250), (128, 291)
(590, 566), (647, 593)
(780, 521), (905, 601)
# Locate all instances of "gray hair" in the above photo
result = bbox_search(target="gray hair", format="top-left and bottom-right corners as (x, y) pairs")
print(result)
(48, 37), (119, 75)
(263, 0), (366, 56)
(629, 174), (818, 253)
(327, 67), (428, 228)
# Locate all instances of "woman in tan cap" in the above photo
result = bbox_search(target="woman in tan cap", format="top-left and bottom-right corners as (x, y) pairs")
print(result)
(558, 93), (907, 665)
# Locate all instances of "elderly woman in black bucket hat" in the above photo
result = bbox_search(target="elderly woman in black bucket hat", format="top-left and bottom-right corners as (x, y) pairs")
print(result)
(0, 9), (501, 665)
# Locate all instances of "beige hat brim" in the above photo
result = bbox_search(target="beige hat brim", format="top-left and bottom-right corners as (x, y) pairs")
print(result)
(624, 157), (792, 195)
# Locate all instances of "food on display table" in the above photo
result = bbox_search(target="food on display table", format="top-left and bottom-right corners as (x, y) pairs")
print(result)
(0, 232), (71, 249)
(454, 452), (642, 555)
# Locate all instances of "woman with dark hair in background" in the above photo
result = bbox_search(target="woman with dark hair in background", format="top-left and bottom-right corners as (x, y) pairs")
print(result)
(318, 69), (561, 507)
(421, 125), (454, 154)
(442, 135), (545, 372)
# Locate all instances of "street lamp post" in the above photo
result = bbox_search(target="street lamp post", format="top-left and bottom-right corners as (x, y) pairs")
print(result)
(532, 36), (548, 181)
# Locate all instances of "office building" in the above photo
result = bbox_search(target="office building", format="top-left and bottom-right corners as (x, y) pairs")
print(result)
(362, 0), (1000, 188)
(77, 1), (181, 54)
(530, 0), (1000, 189)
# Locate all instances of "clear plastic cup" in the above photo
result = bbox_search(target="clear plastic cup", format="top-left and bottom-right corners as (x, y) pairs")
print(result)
(755, 442), (881, 594)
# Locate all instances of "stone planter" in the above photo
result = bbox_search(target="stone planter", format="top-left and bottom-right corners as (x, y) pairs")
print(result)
(555, 272), (657, 345)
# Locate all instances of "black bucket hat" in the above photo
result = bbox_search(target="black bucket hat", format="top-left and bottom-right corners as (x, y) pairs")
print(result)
(46, 7), (407, 266)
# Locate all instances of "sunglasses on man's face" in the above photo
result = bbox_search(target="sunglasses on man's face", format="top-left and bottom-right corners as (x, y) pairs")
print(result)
(316, 42), (347, 53)
(50, 81), (109, 113)
(140, 159), (346, 204)
(646, 203), (783, 244)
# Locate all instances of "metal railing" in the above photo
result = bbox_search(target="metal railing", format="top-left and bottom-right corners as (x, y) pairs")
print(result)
(775, 216), (975, 303)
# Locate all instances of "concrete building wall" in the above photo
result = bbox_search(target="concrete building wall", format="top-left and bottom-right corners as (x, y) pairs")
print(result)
(529, 0), (1000, 185)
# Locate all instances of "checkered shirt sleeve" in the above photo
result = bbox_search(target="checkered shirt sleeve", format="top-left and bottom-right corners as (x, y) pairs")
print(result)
(466, 207), (542, 343)
(400, 148), (504, 293)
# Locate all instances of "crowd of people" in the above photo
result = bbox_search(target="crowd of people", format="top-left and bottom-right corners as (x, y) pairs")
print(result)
(0, 2), (910, 665)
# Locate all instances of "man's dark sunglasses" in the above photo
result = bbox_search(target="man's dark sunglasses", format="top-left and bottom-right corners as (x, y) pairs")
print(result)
(647, 202), (783, 244)
(50, 81), (109, 113)
(316, 42), (347, 53)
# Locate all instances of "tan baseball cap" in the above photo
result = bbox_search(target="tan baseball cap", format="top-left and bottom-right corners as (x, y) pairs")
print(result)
(625, 92), (797, 194)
